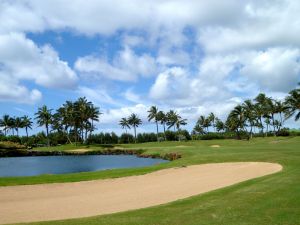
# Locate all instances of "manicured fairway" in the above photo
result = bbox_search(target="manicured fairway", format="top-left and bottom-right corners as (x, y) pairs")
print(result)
(1, 137), (300, 225)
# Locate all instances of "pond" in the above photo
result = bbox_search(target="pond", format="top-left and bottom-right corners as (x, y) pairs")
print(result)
(0, 155), (167, 177)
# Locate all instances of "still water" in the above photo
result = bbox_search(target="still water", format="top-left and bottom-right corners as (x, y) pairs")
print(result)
(0, 155), (167, 177)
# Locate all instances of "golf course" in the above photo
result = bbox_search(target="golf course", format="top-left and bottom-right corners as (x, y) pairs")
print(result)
(1, 136), (299, 225)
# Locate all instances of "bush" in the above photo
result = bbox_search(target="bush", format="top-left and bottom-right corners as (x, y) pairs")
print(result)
(119, 133), (134, 144)
(276, 128), (290, 136)
(165, 130), (177, 141)
(0, 141), (26, 150)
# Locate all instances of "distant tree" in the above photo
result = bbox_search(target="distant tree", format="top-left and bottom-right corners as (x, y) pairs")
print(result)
(22, 116), (33, 139)
(119, 117), (130, 143)
(284, 83), (300, 123)
(35, 105), (52, 146)
(148, 106), (160, 141)
(128, 113), (142, 143)
(254, 93), (268, 135)
(215, 118), (225, 133)
(226, 105), (247, 139)
(157, 111), (167, 139)
(166, 110), (187, 131)
(0, 115), (11, 136)
(208, 112), (216, 132)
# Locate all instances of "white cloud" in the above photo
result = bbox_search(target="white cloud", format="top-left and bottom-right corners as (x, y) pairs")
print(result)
(240, 48), (300, 92)
(75, 46), (157, 81)
(77, 86), (121, 107)
(101, 104), (148, 125)
(0, 72), (42, 104)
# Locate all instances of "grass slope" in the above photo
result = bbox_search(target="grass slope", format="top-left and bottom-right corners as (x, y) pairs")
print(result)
(2, 137), (300, 225)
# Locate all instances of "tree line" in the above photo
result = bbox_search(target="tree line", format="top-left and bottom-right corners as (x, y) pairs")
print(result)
(0, 97), (101, 146)
(0, 83), (299, 145)
(192, 84), (300, 139)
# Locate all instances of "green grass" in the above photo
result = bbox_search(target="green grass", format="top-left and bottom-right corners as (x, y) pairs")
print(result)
(2, 137), (300, 225)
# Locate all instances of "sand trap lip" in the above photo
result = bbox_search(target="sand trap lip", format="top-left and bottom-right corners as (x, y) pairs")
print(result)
(210, 145), (220, 148)
(0, 162), (282, 224)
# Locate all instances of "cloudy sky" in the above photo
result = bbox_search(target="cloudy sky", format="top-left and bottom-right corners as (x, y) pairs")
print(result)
(0, 0), (299, 134)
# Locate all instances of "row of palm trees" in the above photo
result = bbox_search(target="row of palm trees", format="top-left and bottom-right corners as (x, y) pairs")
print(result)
(0, 97), (101, 146)
(192, 84), (300, 139)
(35, 97), (101, 146)
(119, 107), (187, 142)
(0, 115), (33, 138)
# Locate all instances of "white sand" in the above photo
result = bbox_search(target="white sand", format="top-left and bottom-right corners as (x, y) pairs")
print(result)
(0, 162), (282, 224)
(210, 145), (221, 148)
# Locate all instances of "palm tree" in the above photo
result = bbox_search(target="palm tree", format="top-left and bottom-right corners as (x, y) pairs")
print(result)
(88, 105), (101, 137)
(22, 116), (33, 139)
(193, 123), (205, 135)
(275, 100), (286, 130)
(119, 117), (130, 143)
(227, 105), (247, 139)
(242, 100), (257, 138)
(284, 84), (300, 122)
(157, 111), (167, 139)
(14, 117), (23, 137)
(166, 110), (178, 131)
(208, 112), (216, 132)
(254, 93), (268, 135)
(148, 106), (159, 141)
(0, 115), (11, 136)
(175, 116), (187, 130)
(128, 113), (142, 143)
(9, 117), (16, 136)
(215, 118), (225, 133)
(264, 117), (271, 136)
(35, 105), (52, 146)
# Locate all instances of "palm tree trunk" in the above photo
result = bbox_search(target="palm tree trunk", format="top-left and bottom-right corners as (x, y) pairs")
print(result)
(46, 124), (50, 147)
(272, 114), (276, 136)
(260, 117), (264, 136)
(279, 113), (283, 131)
(156, 120), (159, 141)
(134, 126), (137, 143)
(26, 127), (28, 139)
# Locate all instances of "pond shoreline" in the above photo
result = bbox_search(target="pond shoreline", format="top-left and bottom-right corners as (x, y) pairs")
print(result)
(0, 149), (181, 161)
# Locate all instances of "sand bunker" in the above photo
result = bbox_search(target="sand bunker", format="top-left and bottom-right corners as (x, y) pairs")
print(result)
(67, 148), (90, 153)
(210, 145), (220, 148)
(0, 162), (282, 224)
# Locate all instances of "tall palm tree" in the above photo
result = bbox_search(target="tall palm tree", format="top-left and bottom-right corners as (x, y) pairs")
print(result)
(208, 112), (216, 132)
(0, 115), (11, 136)
(157, 111), (167, 138)
(254, 93), (268, 135)
(22, 116), (33, 139)
(14, 117), (23, 137)
(284, 84), (300, 122)
(266, 97), (277, 135)
(35, 105), (52, 146)
(148, 106), (159, 141)
(275, 100), (286, 130)
(128, 113), (142, 143)
(227, 105), (247, 139)
(9, 117), (16, 136)
(88, 105), (101, 137)
(175, 116), (187, 130)
(119, 117), (130, 143)
(166, 110), (178, 131)
(215, 118), (225, 133)
(242, 100), (257, 138)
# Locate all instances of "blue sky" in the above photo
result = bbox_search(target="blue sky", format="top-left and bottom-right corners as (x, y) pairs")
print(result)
(0, 0), (300, 135)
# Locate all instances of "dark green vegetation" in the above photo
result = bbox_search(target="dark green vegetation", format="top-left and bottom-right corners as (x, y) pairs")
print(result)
(1, 137), (298, 225)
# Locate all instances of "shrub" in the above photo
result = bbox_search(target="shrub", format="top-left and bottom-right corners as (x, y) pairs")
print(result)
(0, 141), (26, 150)
(119, 133), (134, 144)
